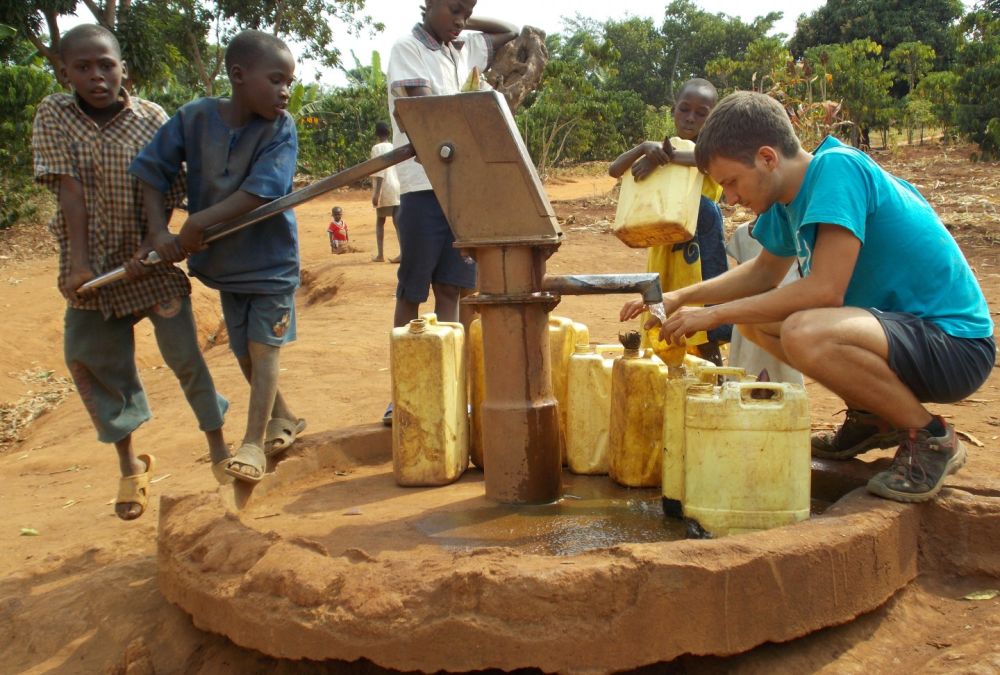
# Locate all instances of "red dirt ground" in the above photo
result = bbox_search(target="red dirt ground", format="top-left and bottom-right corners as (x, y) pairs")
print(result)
(0, 143), (998, 674)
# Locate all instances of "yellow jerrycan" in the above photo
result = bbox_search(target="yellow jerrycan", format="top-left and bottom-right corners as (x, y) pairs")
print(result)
(613, 138), (703, 248)
(661, 365), (748, 518)
(548, 316), (590, 464)
(682, 380), (811, 537)
(608, 332), (668, 488)
(390, 314), (469, 486)
(468, 316), (486, 469)
(566, 343), (623, 475)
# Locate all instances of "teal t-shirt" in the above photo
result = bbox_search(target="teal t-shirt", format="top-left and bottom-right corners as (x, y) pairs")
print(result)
(754, 136), (993, 338)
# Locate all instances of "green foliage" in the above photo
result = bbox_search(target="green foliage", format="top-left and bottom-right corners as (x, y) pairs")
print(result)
(805, 40), (894, 146)
(657, 0), (780, 103)
(643, 106), (677, 142)
(118, 1), (189, 89)
(1, 0), (379, 94)
(513, 39), (646, 176)
(790, 0), (964, 71)
(602, 18), (671, 107)
(214, 0), (382, 70)
(915, 70), (959, 133)
(293, 52), (387, 177)
(954, 6), (1000, 158)
(0, 63), (58, 228)
(889, 40), (936, 94)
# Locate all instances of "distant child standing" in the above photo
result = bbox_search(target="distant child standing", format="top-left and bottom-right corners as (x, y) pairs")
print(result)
(131, 29), (305, 484)
(383, 0), (518, 424)
(370, 120), (401, 263)
(615, 78), (730, 365)
(32, 24), (229, 520)
(328, 206), (348, 254)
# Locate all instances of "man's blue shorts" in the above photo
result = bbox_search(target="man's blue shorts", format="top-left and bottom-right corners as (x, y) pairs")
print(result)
(220, 291), (297, 359)
(396, 190), (476, 303)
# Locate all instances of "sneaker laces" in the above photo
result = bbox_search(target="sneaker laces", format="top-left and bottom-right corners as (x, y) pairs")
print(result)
(887, 431), (928, 486)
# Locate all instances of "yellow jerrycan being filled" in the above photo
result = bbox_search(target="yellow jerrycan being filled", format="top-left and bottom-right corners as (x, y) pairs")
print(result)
(548, 316), (589, 464)
(566, 343), (623, 475)
(608, 332), (668, 488)
(468, 316), (486, 469)
(390, 314), (469, 486)
(613, 138), (704, 248)
(682, 380), (811, 537)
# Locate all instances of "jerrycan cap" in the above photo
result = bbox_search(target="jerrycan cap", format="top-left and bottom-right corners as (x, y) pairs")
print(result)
(618, 330), (642, 358)
(574, 342), (596, 354)
(408, 318), (428, 334)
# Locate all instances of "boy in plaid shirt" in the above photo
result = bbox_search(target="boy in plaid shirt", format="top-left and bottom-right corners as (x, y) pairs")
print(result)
(32, 24), (229, 521)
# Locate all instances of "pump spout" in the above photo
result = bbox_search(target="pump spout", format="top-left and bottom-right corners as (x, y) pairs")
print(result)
(541, 273), (662, 304)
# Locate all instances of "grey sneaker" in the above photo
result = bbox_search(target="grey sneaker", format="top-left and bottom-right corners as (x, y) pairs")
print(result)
(811, 409), (904, 460)
(867, 421), (967, 503)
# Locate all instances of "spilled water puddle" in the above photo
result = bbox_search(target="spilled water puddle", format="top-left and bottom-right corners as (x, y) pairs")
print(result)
(416, 473), (688, 555)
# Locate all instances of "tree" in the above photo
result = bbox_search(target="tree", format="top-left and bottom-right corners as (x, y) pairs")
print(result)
(888, 40), (935, 94)
(954, 4), (1000, 158)
(658, 0), (780, 104)
(0, 61), (59, 228)
(805, 39), (893, 147)
(0, 0), (380, 92)
(914, 70), (959, 137)
(602, 17), (671, 107)
(789, 0), (964, 71)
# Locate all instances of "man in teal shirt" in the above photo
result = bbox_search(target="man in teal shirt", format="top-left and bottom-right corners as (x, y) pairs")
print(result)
(645, 91), (995, 503)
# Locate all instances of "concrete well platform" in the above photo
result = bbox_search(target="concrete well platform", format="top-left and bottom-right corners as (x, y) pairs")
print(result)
(156, 425), (997, 673)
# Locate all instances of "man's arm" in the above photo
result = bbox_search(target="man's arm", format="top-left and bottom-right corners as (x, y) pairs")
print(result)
(372, 176), (384, 208)
(59, 175), (95, 299)
(656, 224), (860, 343)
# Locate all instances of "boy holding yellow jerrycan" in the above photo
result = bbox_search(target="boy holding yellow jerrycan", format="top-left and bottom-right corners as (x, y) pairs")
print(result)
(613, 78), (730, 366)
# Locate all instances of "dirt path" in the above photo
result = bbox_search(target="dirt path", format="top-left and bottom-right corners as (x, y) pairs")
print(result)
(1, 151), (998, 673)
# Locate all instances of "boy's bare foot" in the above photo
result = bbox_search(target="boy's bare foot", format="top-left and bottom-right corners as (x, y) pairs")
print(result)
(371, 254), (384, 262)
(224, 442), (266, 483)
(115, 454), (153, 520)
(389, 255), (401, 264)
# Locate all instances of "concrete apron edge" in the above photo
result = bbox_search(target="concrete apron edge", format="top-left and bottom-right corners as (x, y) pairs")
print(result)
(155, 424), (995, 672)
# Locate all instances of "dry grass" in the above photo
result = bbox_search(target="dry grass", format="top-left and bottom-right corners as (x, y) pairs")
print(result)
(0, 368), (75, 452)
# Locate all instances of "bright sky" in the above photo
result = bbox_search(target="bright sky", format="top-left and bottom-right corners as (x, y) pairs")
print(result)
(311, 0), (828, 85)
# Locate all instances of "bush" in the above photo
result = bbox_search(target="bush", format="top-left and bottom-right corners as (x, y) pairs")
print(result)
(0, 64), (58, 229)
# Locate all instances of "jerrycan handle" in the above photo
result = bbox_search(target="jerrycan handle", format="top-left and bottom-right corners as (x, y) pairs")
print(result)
(696, 366), (747, 384)
(738, 382), (785, 404)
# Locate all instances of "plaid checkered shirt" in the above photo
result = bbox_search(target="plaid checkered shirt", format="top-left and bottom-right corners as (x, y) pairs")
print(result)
(33, 91), (189, 318)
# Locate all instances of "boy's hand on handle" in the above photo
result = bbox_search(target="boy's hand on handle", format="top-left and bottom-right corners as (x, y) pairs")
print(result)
(620, 298), (647, 322)
(64, 266), (96, 301)
(150, 229), (185, 263)
(178, 220), (207, 255)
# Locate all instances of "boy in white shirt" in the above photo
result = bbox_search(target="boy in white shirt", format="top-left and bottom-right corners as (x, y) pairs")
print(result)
(382, 0), (517, 425)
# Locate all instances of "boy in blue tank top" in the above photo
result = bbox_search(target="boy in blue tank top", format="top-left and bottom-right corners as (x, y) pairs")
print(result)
(131, 30), (305, 484)
(643, 91), (994, 503)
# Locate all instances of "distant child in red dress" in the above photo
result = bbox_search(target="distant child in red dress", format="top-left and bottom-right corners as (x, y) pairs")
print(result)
(328, 206), (348, 254)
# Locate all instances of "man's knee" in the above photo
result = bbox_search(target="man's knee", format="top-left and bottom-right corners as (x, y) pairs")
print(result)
(780, 310), (830, 363)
